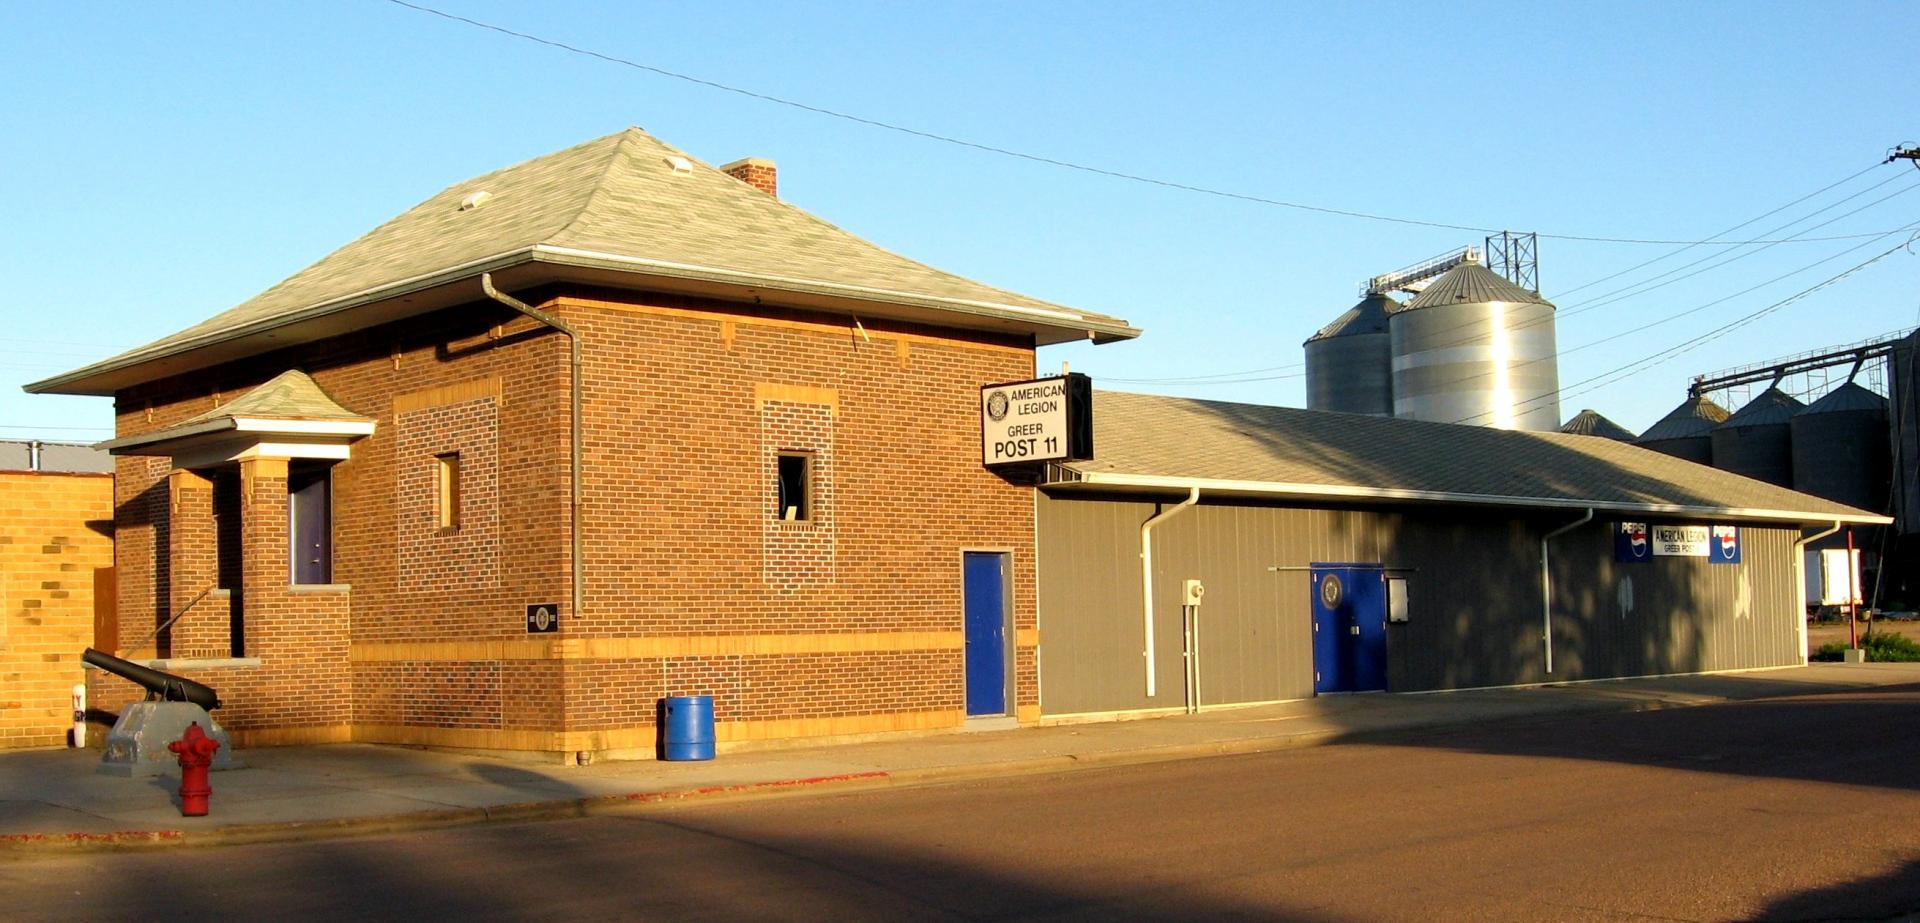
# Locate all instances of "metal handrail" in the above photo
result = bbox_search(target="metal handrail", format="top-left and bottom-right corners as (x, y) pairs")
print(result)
(135, 585), (218, 651)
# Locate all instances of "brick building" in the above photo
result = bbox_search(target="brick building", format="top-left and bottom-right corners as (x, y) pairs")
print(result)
(26, 128), (1137, 759)
(0, 442), (114, 750)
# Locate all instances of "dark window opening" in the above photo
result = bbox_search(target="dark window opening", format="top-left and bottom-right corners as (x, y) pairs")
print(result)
(777, 453), (811, 522)
(214, 470), (245, 655)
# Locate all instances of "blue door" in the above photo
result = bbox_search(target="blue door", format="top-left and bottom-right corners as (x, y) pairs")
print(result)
(962, 552), (1008, 716)
(1310, 564), (1387, 693)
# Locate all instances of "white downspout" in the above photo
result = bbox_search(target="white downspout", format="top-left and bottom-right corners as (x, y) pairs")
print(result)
(1794, 520), (1844, 666)
(1140, 488), (1200, 698)
(1540, 509), (1593, 675)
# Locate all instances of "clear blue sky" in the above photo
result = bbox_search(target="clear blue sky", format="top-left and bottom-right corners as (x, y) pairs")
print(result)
(3, 1), (1915, 441)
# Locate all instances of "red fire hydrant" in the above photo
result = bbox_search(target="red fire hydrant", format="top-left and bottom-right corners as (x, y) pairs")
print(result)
(168, 722), (220, 817)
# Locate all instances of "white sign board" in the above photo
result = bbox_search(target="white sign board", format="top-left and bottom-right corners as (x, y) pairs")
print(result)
(981, 376), (1070, 466)
(1819, 548), (1863, 605)
(1651, 525), (1711, 557)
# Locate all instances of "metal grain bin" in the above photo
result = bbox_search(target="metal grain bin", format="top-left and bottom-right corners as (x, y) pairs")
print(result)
(1559, 408), (1637, 442)
(1305, 293), (1395, 416)
(1790, 381), (1889, 512)
(1635, 393), (1730, 464)
(1388, 261), (1560, 431)
(1711, 387), (1803, 486)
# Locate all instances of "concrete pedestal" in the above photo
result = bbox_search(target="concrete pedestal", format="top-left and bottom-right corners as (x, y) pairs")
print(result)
(98, 702), (242, 777)
(1843, 648), (1868, 663)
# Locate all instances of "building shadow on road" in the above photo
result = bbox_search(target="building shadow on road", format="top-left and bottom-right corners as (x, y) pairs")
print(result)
(1341, 682), (1920, 793)
(1752, 856), (1920, 922)
(71, 807), (1340, 922)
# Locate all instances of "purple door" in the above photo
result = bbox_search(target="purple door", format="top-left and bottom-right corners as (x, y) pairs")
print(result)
(289, 465), (332, 584)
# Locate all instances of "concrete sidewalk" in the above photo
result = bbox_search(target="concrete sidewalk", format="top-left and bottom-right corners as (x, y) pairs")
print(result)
(6, 662), (1917, 851)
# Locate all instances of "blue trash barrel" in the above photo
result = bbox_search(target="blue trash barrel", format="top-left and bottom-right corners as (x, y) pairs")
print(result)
(660, 695), (715, 761)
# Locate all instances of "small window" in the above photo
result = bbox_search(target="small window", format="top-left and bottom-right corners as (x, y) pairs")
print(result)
(776, 453), (810, 521)
(436, 453), (461, 530)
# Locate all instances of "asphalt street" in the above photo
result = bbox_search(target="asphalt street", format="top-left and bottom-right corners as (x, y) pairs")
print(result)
(5, 684), (1918, 922)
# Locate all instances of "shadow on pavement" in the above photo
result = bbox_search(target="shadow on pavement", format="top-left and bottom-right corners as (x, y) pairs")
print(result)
(1352, 682), (1920, 792)
(1753, 856), (1920, 922)
(69, 810), (1336, 922)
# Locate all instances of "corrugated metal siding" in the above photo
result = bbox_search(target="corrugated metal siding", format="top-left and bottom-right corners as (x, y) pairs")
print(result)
(1039, 494), (1805, 715)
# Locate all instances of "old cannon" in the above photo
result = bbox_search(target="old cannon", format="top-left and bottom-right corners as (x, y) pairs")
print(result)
(82, 648), (221, 711)
(82, 648), (239, 777)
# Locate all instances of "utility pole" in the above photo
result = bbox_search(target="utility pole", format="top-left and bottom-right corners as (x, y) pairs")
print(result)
(1890, 144), (1920, 168)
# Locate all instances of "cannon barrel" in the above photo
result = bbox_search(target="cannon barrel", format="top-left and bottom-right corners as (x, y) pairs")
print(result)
(82, 648), (221, 711)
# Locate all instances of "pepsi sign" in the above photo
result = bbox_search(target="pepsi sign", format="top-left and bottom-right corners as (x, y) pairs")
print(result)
(1710, 525), (1741, 564)
(1615, 522), (1740, 564)
(1615, 522), (1653, 562)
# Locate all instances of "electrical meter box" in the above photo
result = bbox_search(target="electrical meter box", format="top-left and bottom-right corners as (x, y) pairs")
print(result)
(1182, 579), (1206, 606)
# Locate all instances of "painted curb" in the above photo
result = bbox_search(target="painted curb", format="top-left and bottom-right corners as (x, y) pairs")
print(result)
(0, 771), (895, 854)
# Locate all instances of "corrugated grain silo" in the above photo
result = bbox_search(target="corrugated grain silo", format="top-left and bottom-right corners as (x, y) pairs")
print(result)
(1559, 409), (1637, 441)
(1635, 393), (1730, 463)
(1388, 259), (1560, 431)
(1790, 382), (1889, 512)
(1305, 293), (1395, 415)
(1711, 386), (1804, 486)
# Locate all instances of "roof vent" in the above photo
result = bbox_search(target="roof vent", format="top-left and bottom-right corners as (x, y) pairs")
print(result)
(664, 155), (693, 175)
(458, 190), (494, 211)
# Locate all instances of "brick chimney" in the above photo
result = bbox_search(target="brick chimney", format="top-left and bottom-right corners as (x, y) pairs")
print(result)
(719, 157), (777, 198)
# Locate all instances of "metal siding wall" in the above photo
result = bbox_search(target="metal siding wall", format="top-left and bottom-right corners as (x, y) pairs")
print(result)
(1382, 514), (1546, 691)
(1040, 495), (1808, 713)
(1542, 523), (1800, 685)
(1036, 497), (1157, 714)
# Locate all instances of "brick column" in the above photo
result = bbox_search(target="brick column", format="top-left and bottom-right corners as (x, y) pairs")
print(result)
(165, 469), (219, 657)
(238, 457), (289, 622)
(228, 456), (353, 737)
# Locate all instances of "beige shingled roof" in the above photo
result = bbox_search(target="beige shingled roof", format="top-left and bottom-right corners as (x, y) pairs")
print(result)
(31, 128), (1137, 395)
(98, 370), (373, 453)
(1046, 391), (1886, 525)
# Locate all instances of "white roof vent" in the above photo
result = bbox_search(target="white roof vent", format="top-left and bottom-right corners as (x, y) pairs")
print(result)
(458, 190), (494, 211)
(663, 155), (693, 175)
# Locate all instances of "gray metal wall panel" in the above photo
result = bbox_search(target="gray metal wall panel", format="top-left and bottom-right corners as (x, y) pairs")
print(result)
(1040, 494), (1806, 714)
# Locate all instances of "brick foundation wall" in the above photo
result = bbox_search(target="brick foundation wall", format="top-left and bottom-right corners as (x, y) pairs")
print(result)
(0, 471), (113, 750)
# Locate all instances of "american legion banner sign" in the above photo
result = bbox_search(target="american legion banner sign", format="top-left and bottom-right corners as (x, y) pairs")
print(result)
(1615, 523), (1741, 564)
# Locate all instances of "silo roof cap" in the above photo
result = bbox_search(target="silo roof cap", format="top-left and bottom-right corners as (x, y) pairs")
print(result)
(1796, 381), (1887, 416)
(1559, 409), (1637, 441)
(1635, 393), (1731, 442)
(1304, 293), (1395, 344)
(1717, 386), (1804, 429)
(1399, 263), (1551, 312)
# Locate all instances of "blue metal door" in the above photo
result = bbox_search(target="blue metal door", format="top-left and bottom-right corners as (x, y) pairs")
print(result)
(962, 552), (1008, 716)
(1310, 564), (1387, 693)
(1347, 567), (1388, 692)
(1311, 569), (1344, 693)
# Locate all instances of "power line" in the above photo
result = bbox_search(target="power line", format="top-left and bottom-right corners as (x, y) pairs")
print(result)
(1547, 161), (1892, 300)
(1556, 177), (1920, 313)
(1329, 183), (1920, 386)
(1449, 232), (1919, 425)
(0, 424), (112, 432)
(382, 0), (1908, 247)
(1103, 164), (1915, 388)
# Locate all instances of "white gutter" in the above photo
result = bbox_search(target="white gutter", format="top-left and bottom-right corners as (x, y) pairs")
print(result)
(1793, 521), (1844, 666)
(1139, 487), (1200, 698)
(1051, 471), (1892, 527)
(1539, 509), (1593, 675)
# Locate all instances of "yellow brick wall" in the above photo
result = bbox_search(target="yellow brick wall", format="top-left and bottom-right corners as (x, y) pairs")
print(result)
(0, 471), (113, 749)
